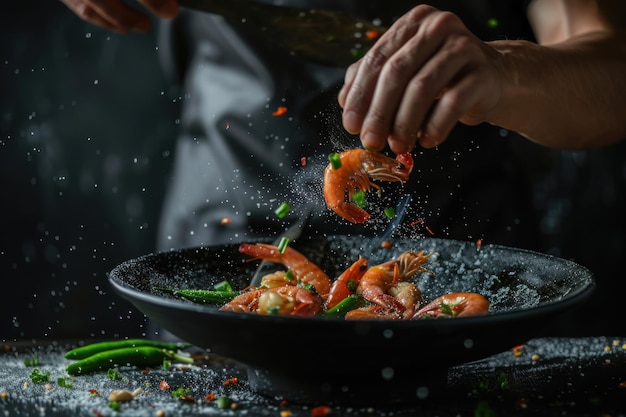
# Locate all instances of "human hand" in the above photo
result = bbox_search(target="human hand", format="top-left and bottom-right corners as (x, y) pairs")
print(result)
(60, 0), (179, 33)
(338, 5), (504, 153)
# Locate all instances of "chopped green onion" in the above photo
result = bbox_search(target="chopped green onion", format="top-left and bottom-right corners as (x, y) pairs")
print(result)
(328, 152), (342, 170)
(108, 401), (121, 412)
(352, 189), (366, 208)
(216, 396), (232, 409)
(172, 387), (191, 399)
(274, 202), (291, 219)
(24, 356), (39, 367)
(107, 368), (121, 381)
(440, 302), (454, 316)
(29, 369), (50, 384)
(285, 269), (295, 281)
(277, 236), (290, 253)
(383, 207), (396, 219)
(214, 280), (233, 292)
(57, 377), (74, 388)
(162, 359), (172, 370)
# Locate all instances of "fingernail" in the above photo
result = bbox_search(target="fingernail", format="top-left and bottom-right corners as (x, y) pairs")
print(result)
(361, 131), (385, 151)
(342, 110), (361, 134)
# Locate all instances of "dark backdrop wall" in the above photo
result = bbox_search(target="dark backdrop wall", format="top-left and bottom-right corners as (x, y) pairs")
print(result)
(1, 1), (180, 339)
(1, 1), (625, 341)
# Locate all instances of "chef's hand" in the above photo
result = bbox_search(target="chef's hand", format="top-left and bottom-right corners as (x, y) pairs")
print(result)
(338, 5), (504, 153)
(59, 0), (179, 33)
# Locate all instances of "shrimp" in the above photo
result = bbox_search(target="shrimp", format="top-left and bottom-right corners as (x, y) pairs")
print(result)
(323, 149), (414, 223)
(325, 257), (368, 309)
(345, 305), (403, 320)
(345, 282), (422, 320)
(239, 243), (331, 298)
(358, 250), (430, 313)
(220, 285), (322, 316)
(257, 285), (323, 316)
(412, 292), (490, 319)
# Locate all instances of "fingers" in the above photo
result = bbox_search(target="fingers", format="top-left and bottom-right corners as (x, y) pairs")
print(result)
(339, 5), (497, 153)
(60, 0), (179, 33)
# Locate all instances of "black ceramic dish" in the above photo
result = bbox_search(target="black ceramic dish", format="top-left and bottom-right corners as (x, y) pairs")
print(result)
(108, 236), (594, 405)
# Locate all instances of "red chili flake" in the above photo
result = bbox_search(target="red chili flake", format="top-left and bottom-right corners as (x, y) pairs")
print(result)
(92, 409), (104, 417)
(311, 405), (331, 417)
(514, 398), (529, 409)
(381, 240), (393, 249)
(476, 239), (483, 248)
(88, 389), (99, 396)
(512, 344), (525, 357)
(410, 219), (424, 226)
(142, 368), (150, 374)
(300, 156), (307, 166)
(220, 217), (232, 225)
(159, 380), (170, 390)
(365, 30), (380, 40)
(225, 122), (230, 129)
(425, 226), (435, 236)
(224, 377), (239, 386)
(272, 106), (288, 116)
(280, 399), (289, 406)
(205, 392), (216, 401)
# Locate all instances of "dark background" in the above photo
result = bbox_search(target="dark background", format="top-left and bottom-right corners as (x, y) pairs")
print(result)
(1, 1), (180, 339)
(2, 1), (625, 341)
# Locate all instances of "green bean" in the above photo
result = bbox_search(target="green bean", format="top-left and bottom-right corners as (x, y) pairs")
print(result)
(66, 346), (193, 375)
(323, 294), (366, 318)
(65, 339), (191, 360)
(156, 287), (239, 304)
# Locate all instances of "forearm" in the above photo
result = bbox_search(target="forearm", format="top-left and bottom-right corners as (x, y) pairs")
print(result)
(487, 31), (626, 149)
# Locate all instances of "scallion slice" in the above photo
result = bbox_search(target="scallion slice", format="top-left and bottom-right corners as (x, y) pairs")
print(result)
(328, 152), (342, 170)
(274, 202), (291, 219)
(277, 237), (290, 253)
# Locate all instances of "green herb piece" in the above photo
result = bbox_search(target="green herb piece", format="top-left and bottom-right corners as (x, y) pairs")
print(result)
(440, 302), (454, 316)
(163, 359), (172, 370)
(351, 47), (366, 59)
(277, 236), (290, 254)
(328, 152), (342, 170)
(214, 280), (233, 292)
(57, 377), (74, 388)
(29, 369), (50, 384)
(216, 396), (232, 409)
(274, 202), (291, 219)
(108, 401), (121, 412)
(352, 189), (366, 208)
(24, 356), (40, 367)
(285, 269), (295, 281)
(346, 279), (358, 293)
(171, 387), (191, 399)
(383, 207), (396, 219)
(107, 368), (121, 380)
(323, 295), (367, 318)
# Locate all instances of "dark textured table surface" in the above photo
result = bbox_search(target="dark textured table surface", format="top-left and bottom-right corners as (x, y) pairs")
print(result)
(1, 337), (625, 417)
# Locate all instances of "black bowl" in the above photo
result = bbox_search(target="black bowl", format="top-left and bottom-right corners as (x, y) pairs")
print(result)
(108, 236), (594, 405)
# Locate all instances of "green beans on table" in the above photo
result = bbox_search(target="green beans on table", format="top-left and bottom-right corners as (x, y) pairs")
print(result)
(65, 339), (191, 360)
(66, 346), (194, 375)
